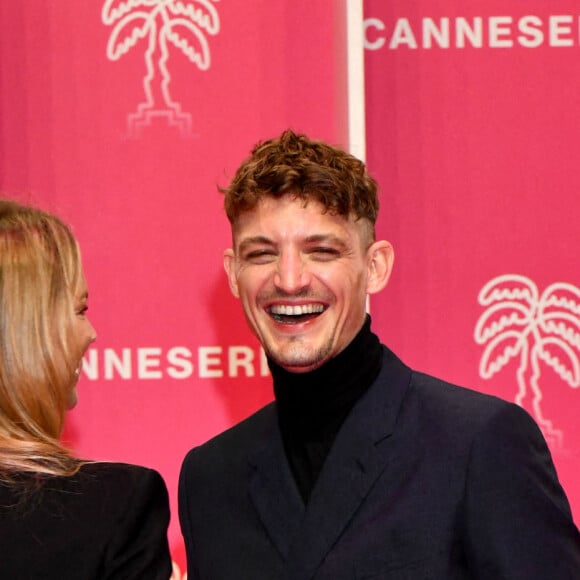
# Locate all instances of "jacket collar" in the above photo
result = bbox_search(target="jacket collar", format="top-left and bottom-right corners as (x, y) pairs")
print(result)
(248, 346), (412, 577)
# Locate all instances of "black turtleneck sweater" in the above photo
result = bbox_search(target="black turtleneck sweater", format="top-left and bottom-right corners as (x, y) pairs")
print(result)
(269, 316), (383, 503)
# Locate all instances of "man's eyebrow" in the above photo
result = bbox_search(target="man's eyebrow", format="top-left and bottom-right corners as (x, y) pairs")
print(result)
(304, 234), (348, 248)
(237, 236), (274, 252)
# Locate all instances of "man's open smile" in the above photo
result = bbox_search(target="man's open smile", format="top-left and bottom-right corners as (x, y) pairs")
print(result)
(268, 303), (326, 324)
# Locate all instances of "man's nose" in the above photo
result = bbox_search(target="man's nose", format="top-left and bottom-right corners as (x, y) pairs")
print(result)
(273, 251), (311, 294)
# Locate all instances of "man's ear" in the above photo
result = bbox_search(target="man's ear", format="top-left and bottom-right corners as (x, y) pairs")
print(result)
(366, 240), (394, 295)
(223, 249), (240, 298)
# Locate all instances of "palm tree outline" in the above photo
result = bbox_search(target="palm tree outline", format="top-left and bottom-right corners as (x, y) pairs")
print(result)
(474, 274), (580, 448)
(102, 0), (220, 137)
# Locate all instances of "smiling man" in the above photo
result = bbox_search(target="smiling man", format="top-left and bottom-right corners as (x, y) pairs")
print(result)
(178, 130), (580, 579)
(223, 194), (392, 373)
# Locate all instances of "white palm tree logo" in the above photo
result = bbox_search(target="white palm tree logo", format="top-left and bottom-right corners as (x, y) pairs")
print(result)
(474, 274), (580, 448)
(102, 0), (220, 137)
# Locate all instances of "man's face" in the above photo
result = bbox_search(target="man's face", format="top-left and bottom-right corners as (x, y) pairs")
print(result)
(224, 196), (392, 373)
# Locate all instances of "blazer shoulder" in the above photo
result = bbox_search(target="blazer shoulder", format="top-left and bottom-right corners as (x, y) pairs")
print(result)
(377, 345), (519, 436)
(183, 402), (276, 460)
(57, 462), (166, 508)
(69, 461), (171, 531)
(0, 462), (172, 580)
(410, 370), (516, 415)
(397, 369), (550, 449)
(78, 461), (167, 490)
(180, 402), (278, 490)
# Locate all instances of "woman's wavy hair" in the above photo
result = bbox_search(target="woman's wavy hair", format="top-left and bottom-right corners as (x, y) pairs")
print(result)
(221, 129), (379, 241)
(0, 199), (82, 480)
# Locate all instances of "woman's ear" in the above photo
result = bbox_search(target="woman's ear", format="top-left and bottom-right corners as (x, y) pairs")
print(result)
(366, 240), (394, 295)
(223, 249), (240, 298)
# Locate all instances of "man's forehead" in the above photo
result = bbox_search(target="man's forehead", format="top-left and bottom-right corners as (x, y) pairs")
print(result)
(230, 212), (372, 255)
(232, 195), (355, 225)
(233, 199), (352, 230)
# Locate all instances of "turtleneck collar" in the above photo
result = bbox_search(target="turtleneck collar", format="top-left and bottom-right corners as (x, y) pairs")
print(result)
(268, 315), (383, 501)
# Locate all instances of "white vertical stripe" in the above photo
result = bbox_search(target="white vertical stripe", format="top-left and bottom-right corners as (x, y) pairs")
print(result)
(346, 0), (366, 161)
(346, 0), (371, 313)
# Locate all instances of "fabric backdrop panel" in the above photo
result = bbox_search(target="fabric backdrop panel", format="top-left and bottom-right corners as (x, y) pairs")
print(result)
(364, 0), (580, 524)
(0, 1), (349, 574)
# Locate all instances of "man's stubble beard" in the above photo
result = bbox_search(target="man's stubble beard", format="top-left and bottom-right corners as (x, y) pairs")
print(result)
(264, 333), (334, 373)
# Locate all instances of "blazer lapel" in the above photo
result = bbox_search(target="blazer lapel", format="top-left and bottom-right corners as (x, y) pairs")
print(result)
(286, 347), (412, 579)
(248, 408), (306, 561)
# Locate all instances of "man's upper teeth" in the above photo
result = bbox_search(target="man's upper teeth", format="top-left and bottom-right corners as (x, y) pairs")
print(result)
(271, 304), (324, 315)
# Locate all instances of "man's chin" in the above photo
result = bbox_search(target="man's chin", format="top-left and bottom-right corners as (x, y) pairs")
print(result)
(279, 361), (326, 374)
(268, 346), (330, 374)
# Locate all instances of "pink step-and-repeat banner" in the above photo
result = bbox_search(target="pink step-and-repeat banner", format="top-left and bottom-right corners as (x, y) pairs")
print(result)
(0, 1), (348, 574)
(364, 0), (579, 525)
(1, 1), (578, 574)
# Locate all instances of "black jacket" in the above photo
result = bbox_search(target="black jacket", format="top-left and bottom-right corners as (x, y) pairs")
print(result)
(0, 462), (172, 579)
(179, 346), (580, 579)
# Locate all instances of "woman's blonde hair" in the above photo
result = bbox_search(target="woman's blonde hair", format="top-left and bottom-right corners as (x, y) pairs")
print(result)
(0, 199), (83, 480)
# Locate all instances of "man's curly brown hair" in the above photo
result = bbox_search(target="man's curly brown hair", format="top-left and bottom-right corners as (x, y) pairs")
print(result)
(221, 130), (379, 235)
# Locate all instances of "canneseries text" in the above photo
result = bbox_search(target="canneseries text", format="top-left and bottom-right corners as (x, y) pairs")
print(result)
(364, 14), (580, 51)
(82, 345), (269, 381)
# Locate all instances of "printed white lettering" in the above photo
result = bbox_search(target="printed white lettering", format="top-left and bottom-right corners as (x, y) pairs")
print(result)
(389, 19), (418, 49)
(105, 348), (132, 380)
(518, 16), (544, 48)
(260, 348), (269, 378)
(456, 17), (483, 48)
(364, 18), (386, 50)
(167, 346), (194, 379)
(363, 14), (580, 51)
(199, 346), (224, 378)
(82, 350), (99, 380)
(228, 346), (255, 378)
(82, 345), (270, 381)
(489, 16), (513, 48)
(423, 18), (450, 49)
(138, 348), (163, 379)
(550, 15), (574, 47)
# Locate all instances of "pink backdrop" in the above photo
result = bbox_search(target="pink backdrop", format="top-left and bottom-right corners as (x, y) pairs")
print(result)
(364, 0), (580, 526)
(1, 1), (578, 575)
(0, 1), (348, 574)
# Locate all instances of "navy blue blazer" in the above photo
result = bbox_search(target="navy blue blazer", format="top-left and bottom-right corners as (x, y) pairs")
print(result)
(179, 346), (580, 579)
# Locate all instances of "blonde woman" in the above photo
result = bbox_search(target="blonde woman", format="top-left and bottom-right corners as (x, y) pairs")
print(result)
(0, 200), (172, 579)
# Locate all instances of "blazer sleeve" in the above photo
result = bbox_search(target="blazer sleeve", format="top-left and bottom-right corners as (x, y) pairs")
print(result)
(178, 448), (200, 580)
(103, 467), (173, 580)
(463, 402), (580, 578)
